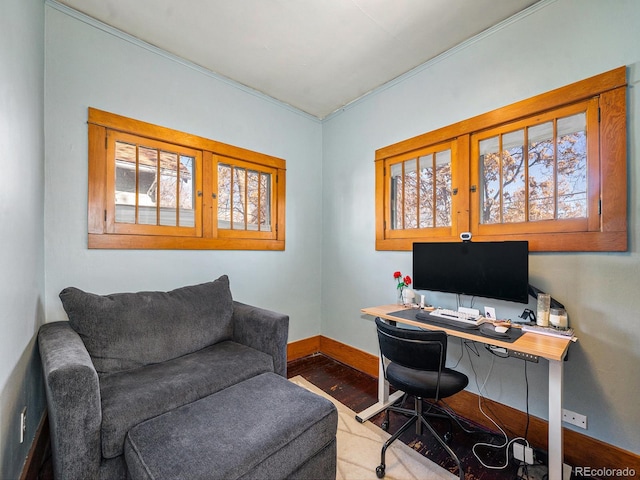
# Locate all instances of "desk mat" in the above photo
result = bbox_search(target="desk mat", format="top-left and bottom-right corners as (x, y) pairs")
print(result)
(387, 309), (523, 344)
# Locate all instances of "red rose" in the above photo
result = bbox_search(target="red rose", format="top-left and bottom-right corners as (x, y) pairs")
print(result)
(404, 276), (412, 286)
(393, 271), (402, 279)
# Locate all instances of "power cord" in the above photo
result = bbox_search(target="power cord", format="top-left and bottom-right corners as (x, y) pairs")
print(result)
(464, 339), (480, 357)
(449, 337), (465, 369)
(467, 349), (531, 470)
(523, 359), (530, 439)
(456, 294), (477, 310)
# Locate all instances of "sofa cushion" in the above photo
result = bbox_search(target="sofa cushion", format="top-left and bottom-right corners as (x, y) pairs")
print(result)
(59, 276), (233, 373)
(99, 340), (274, 459)
(124, 372), (338, 480)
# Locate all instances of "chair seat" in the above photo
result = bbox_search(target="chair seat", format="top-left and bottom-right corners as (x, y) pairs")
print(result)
(374, 317), (467, 480)
(387, 362), (468, 399)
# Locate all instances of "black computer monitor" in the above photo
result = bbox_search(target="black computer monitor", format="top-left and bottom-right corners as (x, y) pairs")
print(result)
(412, 241), (529, 304)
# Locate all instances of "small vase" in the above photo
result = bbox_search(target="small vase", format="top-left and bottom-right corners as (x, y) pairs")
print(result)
(402, 289), (413, 306)
(397, 288), (404, 306)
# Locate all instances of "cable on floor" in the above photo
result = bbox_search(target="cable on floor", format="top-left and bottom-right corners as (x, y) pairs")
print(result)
(466, 347), (531, 470)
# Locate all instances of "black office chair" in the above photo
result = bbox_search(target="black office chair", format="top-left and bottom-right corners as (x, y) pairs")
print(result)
(374, 317), (468, 480)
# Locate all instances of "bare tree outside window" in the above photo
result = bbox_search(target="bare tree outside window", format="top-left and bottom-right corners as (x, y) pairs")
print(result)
(218, 164), (271, 231)
(480, 112), (587, 225)
(390, 149), (452, 230)
(375, 67), (627, 252)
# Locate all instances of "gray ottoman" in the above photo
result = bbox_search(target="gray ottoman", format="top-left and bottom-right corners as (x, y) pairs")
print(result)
(125, 372), (338, 480)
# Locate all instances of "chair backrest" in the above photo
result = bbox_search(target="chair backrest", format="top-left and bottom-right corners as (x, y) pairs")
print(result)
(375, 317), (448, 373)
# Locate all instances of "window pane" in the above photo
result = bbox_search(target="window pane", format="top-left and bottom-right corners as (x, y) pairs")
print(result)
(238, 170), (273, 232)
(158, 151), (178, 226)
(403, 159), (417, 229)
(557, 113), (587, 218)
(528, 121), (555, 220)
(390, 150), (451, 231)
(218, 164), (231, 229)
(390, 162), (403, 229)
(247, 170), (260, 231)
(178, 156), (195, 227)
(480, 136), (500, 224)
(502, 129), (525, 223)
(418, 155), (434, 228)
(218, 164), (272, 231)
(482, 114), (588, 226)
(434, 150), (452, 227)
(232, 167), (246, 228)
(137, 146), (158, 225)
(114, 140), (195, 229)
(115, 141), (136, 224)
(259, 172), (271, 230)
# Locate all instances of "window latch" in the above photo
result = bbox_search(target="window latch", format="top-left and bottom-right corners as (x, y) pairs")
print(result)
(470, 185), (477, 193)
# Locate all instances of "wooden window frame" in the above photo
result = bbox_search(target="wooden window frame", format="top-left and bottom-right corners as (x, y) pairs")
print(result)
(105, 130), (204, 238)
(88, 108), (286, 250)
(470, 99), (598, 236)
(375, 67), (627, 252)
(383, 139), (463, 241)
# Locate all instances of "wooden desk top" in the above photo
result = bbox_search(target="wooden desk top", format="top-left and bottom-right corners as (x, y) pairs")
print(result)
(362, 304), (573, 362)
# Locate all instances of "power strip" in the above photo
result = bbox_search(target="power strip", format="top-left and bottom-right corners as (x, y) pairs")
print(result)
(508, 349), (539, 363)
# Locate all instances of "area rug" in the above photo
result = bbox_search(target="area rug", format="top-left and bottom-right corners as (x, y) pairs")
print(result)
(290, 376), (457, 480)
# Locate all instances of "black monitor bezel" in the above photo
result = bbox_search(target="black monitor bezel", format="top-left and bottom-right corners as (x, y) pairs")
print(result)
(412, 240), (529, 304)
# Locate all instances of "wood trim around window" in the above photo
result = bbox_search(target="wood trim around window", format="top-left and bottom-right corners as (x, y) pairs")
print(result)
(375, 67), (627, 252)
(87, 108), (286, 250)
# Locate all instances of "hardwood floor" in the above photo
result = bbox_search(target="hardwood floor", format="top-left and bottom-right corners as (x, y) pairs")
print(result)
(288, 352), (380, 413)
(288, 353), (550, 480)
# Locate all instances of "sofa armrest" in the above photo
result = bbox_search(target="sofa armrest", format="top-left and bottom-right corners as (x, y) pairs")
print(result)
(232, 301), (289, 377)
(38, 322), (102, 480)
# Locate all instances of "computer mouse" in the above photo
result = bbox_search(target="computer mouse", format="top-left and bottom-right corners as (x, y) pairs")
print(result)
(495, 325), (509, 334)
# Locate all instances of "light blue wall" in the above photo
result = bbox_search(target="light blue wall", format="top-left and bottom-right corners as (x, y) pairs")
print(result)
(322, 0), (640, 454)
(43, 5), (324, 346)
(0, 0), (46, 478)
(4, 1), (636, 475)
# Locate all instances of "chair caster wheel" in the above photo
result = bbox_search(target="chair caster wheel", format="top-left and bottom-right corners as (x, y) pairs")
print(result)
(444, 432), (452, 443)
(376, 465), (386, 478)
(381, 421), (389, 431)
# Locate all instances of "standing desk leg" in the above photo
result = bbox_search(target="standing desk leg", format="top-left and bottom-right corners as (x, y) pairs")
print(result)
(355, 354), (404, 423)
(548, 359), (564, 480)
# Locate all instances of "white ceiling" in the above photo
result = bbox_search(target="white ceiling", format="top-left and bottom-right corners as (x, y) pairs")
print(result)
(56, 0), (540, 119)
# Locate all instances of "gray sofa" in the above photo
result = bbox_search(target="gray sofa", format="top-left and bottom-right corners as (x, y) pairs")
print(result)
(38, 276), (333, 479)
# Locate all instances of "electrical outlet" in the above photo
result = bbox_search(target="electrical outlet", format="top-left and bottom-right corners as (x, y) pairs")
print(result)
(562, 408), (587, 429)
(20, 407), (27, 444)
(508, 349), (539, 362)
